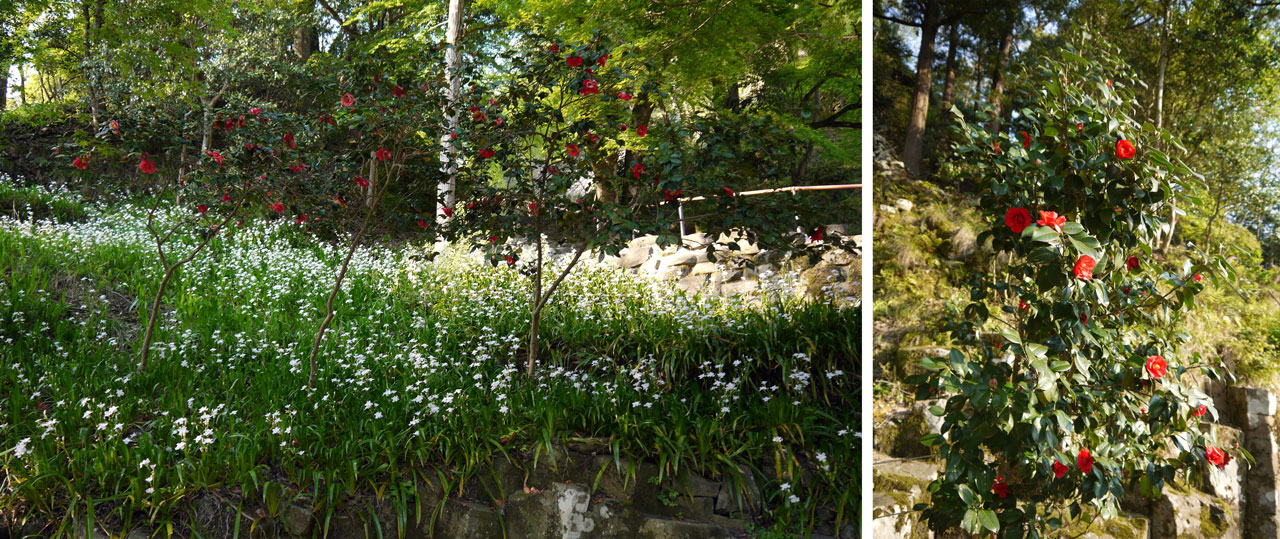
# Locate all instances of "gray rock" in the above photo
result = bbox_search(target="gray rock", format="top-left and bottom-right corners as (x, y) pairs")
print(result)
(822, 249), (856, 266)
(895, 198), (915, 212)
(660, 249), (707, 269)
(629, 236), (658, 250)
(878, 204), (898, 215)
(282, 504), (314, 536)
(690, 261), (719, 275)
(678, 274), (708, 293)
(718, 279), (758, 297)
(638, 516), (733, 539)
(618, 245), (656, 269)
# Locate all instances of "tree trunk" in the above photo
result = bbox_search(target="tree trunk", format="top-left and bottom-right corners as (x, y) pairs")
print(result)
(1155, 0), (1169, 131)
(1156, 0), (1176, 252)
(901, 0), (942, 178)
(294, 0), (318, 60)
(18, 63), (26, 106)
(941, 23), (960, 112)
(0, 60), (8, 111)
(438, 0), (464, 224)
(987, 28), (1014, 133)
(82, 0), (99, 124)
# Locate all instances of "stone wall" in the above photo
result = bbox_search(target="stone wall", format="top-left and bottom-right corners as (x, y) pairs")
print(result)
(873, 378), (1280, 538)
(7, 445), (854, 539)
(607, 227), (861, 302)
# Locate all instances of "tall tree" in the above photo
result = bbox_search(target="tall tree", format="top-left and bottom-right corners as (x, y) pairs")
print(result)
(877, 0), (967, 177)
(438, 0), (463, 224)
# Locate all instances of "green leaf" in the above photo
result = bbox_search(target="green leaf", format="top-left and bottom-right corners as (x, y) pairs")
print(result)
(978, 509), (1000, 533)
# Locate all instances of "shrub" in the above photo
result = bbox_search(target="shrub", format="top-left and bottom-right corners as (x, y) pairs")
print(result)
(909, 34), (1243, 535)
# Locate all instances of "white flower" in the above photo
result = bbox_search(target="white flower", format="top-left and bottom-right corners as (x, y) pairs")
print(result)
(779, 482), (791, 492)
(788, 494), (799, 503)
(816, 452), (827, 463)
(772, 436), (783, 443)
(13, 437), (31, 458)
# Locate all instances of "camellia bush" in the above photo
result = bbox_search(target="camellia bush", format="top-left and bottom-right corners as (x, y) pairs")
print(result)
(909, 35), (1247, 536)
(440, 33), (853, 376)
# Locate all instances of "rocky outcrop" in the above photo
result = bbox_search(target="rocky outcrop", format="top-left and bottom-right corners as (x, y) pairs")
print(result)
(15, 445), (852, 539)
(610, 229), (861, 302)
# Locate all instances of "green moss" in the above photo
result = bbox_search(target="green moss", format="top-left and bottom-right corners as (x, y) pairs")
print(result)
(1053, 513), (1145, 539)
(872, 471), (931, 509)
(1197, 500), (1231, 538)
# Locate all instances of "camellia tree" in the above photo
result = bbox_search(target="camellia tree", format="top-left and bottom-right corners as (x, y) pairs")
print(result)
(909, 35), (1248, 536)
(440, 33), (852, 376)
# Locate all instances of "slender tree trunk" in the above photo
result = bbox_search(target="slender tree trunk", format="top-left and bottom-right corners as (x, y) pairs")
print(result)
(902, 0), (941, 178)
(941, 23), (960, 112)
(987, 28), (1014, 133)
(310, 154), (389, 387)
(18, 63), (26, 106)
(527, 217), (544, 376)
(0, 60), (8, 111)
(82, 0), (99, 124)
(1156, 0), (1176, 252)
(438, 0), (464, 224)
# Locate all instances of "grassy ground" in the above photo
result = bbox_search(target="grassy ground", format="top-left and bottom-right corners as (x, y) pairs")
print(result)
(0, 177), (858, 536)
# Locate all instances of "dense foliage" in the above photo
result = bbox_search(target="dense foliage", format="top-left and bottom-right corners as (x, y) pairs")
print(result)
(907, 38), (1243, 536)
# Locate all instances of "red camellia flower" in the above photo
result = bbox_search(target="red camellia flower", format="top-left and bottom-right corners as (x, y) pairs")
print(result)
(272, 202), (285, 213)
(222, 193), (231, 202)
(596, 53), (609, 67)
(993, 141), (1002, 154)
(1021, 131), (1031, 150)
(1194, 273), (1203, 282)
(341, 94), (355, 107)
(376, 148), (391, 161)
(1116, 139), (1136, 159)
(723, 186), (736, 197)
(1126, 256), (1140, 271)
(504, 255), (515, 265)
(579, 79), (599, 96)
(1072, 255), (1096, 280)
(441, 206), (454, 218)
(72, 156), (90, 170)
(1146, 355), (1167, 379)
(296, 214), (307, 224)
(1019, 300), (1028, 311)
(478, 148), (495, 159)
(1036, 210), (1066, 232)
(249, 107), (262, 116)
(196, 204), (208, 213)
(566, 144), (580, 157)
(528, 202), (539, 215)
(810, 226), (826, 242)
(283, 133), (296, 148)
(354, 176), (370, 188)
(991, 476), (1010, 499)
(109, 120), (120, 134)
(567, 56), (583, 67)
(549, 44), (559, 53)
(637, 125), (647, 137)
(417, 220), (429, 229)
(620, 123), (628, 131)
(205, 150), (224, 166)
(1053, 460), (1068, 479)
(1195, 404), (1208, 417)
(1206, 446), (1229, 470)
(619, 92), (632, 101)
(632, 163), (645, 179)
(393, 85), (406, 97)
(1004, 207), (1032, 233)
(139, 155), (157, 174)
(1077, 448), (1094, 475)
(289, 163), (307, 173)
